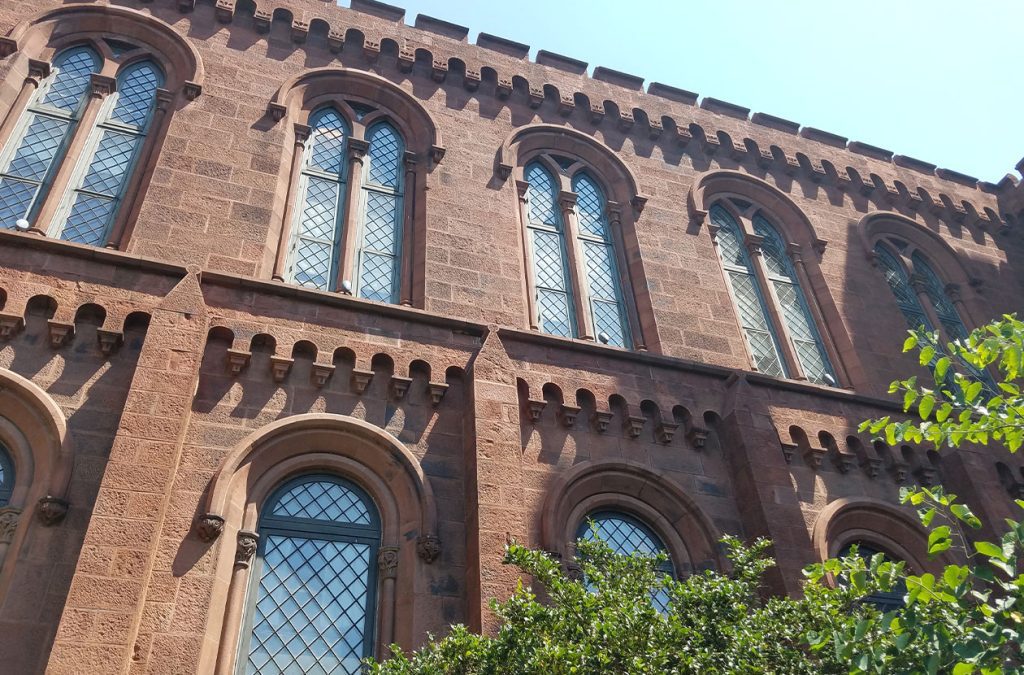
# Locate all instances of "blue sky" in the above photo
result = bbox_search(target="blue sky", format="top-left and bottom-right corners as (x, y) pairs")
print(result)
(351, 0), (1022, 182)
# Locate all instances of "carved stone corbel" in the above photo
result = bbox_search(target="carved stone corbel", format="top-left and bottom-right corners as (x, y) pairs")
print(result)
(226, 349), (251, 375)
(311, 363), (335, 388)
(269, 355), (293, 383)
(0, 507), (21, 545)
(350, 369), (374, 394)
(389, 375), (412, 400)
(377, 546), (400, 578)
(235, 530), (259, 567)
(427, 382), (449, 406)
(0, 313), (25, 340)
(624, 415), (645, 438)
(47, 321), (74, 348)
(687, 426), (709, 449)
(96, 329), (123, 355)
(592, 411), (613, 433)
(803, 446), (826, 469)
(656, 421), (679, 444)
(197, 514), (225, 542)
(558, 404), (580, 428)
(780, 442), (797, 463)
(416, 535), (440, 563)
(36, 496), (68, 526)
(525, 399), (546, 423)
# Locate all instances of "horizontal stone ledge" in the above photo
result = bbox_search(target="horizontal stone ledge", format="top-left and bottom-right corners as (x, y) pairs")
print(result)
(750, 112), (800, 134)
(413, 14), (469, 41)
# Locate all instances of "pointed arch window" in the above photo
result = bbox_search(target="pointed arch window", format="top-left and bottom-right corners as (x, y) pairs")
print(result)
(356, 122), (404, 303)
(286, 108), (350, 291)
(52, 60), (163, 246)
(0, 46), (99, 228)
(911, 252), (968, 341)
(711, 200), (837, 385)
(281, 107), (409, 305)
(238, 474), (381, 675)
(0, 443), (13, 507)
(873, 244), (931, 331)
(520, 159), (633, 348)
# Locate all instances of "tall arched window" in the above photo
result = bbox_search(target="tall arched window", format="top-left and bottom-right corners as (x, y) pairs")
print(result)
(286, 108), (350, 291)
(239, 474), (380, 675)
(711, 199), (836, 385)
(0, 46), (99, 229)
(520, 158), (632, 348)
(52, 60), (163, 246)
(525, 161), (575, 338)
(283, 107), (407, 304)
(573, 172), (631, 349)
(577, 511), (673, 611)
(911, 252), (968, 341)
(356, 122), (404, 303)
(0, 444), (13, 507)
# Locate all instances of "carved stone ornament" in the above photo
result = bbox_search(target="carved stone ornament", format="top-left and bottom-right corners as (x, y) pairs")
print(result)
(558, 404), (581, 428)
(197, 514), (225, 542)
(416, 534), (441, 563)
(780, 442), (797, 463)
(687, 426), (709, 450)
(525, 399), (546, 423)
(350, 368), (374, 394)
(377, 546), (400, 579)
(803, 446), (827, 469)
(864, 457), (883, 478)
(592, 411), (613, 433)
(36, 495), (69, 526)
(656, 421), (679, 445)
(235, 530), (259, 566)
(0, 507), (21, 545)
(625, 415), (645, 439)
(427, 382), (449, 406)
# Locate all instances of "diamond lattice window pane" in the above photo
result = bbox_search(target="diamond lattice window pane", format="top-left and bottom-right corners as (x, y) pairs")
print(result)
(875, 245), (931, 330)
(572, 173), (609, 239)
(309, 110), (348, 176)
(81, 130), (139, 196)
(747, 329), (785, 378)
(710, 206), (747, 268)
(537, 289), (573, 338)
(533, 230), (568, 291)
(111, 62), (162, 128)
(298, 177), (341, 242)
(592, 300), (626, 348)
(794, 339), (830, 385)
(773, 282), (814, 343)
(357, 252), (395, 303)
(911, 252), (965, 328)
(525, 163), (560, 226)
(292, 239), (334, 290)
(753, 215), (793, 280)
(728, 272), (771, 333)
(5, 114), (70, 181)
(271, 480), (372, 525)
(361, 191), (399, 253)
(246, 534), (372, 675)
(41, 47), (99, 113)
(59, 193), (115, 246)
(579, 513), (672, 612)
(583, 242), (617, 301)
(0, 177), (39, 228)
(366, 124), (402, 188)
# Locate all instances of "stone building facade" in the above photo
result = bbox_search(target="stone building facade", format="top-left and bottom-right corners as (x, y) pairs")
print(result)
(0, 0), (1021, 672)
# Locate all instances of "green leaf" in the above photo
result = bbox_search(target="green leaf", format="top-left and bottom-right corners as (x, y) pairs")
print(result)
(903, 334), (918, 352)
(936, 402), (953, 422)
(920, 345), (936, 366)
(934, 356), (950, 382)
(973, 541), (1006, 560)
(953, 664), (974, 675)
(928, 526), (951, 555)
(965, 381), (983, 403)
(919, 395), (935, 420)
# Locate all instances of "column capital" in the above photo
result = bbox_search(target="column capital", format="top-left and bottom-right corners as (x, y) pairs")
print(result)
(89, 73), (116, 99)
(154, 88), (174, 113)
(557, 190), (577, 210)
(0, 507), (21, 545)
(26, 59), (51, 87)
(402, 150), (418, 171)
(377, 546), (399, 579)
(235, 530), (259, 567)
(348, 137), (370, 161)
(743, 232), (765, 255)
(292, 123), (312, 146)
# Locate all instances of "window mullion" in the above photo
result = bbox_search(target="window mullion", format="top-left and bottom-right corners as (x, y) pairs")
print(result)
(560, 191), (594, 341)
(516, 180), (541, 330)
(746, 231), (801, 379)
(336, 137), (368, 293)
(272, 123), (313, 281)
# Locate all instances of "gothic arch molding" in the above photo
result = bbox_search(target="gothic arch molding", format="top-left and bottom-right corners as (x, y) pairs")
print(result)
(812, 497), (954, 576)
(541, 459), (723, 573)
(858, 211), (974, 287)
(5, 4), (205, 93)
(269, 68), (442, 157)
(690, 170), (827, 252)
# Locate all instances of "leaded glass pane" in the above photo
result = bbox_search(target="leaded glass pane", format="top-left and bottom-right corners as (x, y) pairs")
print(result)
(41, 47), (99, 113)
(361, 192), (398, 253)
(293, 239), (334, 290)
(911, 253), (966, 336)
(80, 130), (139, 196)
(366, 123), (401, 188)
(0, 177), (38, 228)
(754, 215), (836, 385)
(298, 177), (341, 242)
(533, 230), (568, 291)
(60, 193), (116, 246)
(577, 512), (672, 612)
(110, 62), (162, 129)
(572, 172), (608, 239)
(246, 534), (371, 675)
(271, 480), (372, 525)
(875, 245), (930, 330)
(0, 445), (11, 507)
(712, 206), (787, 377)
(309, 110), (348, 175)
(583, 242), (628, 347)
(6, 115), (70, 181)
(525, 162), (559, 226)
(537, 289), (573, 338)
(358, 252), (396, 303)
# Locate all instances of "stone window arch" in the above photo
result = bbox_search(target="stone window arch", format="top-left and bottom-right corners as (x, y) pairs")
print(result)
(502, 126), (654, 350)
(266, 69), (444, 308)
(238, 474), (382, 675)
(709, 199), (837, 386)
(200, 414), (440, 673)
(0, 5), (204, 248)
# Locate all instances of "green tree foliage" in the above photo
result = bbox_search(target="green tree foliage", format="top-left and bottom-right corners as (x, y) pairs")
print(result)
(861, 314), (1024, 452)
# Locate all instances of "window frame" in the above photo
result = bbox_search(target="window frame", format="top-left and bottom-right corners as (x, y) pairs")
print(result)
(0, 444), (13, 507)
(516, 152), (638, 349)
(236, 473), (382, 675)
(709, 196), (839, 386)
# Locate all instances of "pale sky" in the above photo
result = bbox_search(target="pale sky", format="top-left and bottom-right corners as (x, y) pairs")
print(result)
(352, 0), (1023, 182)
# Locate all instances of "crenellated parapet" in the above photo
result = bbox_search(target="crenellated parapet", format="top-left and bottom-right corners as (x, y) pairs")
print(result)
(141, 0), (1012, 233)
